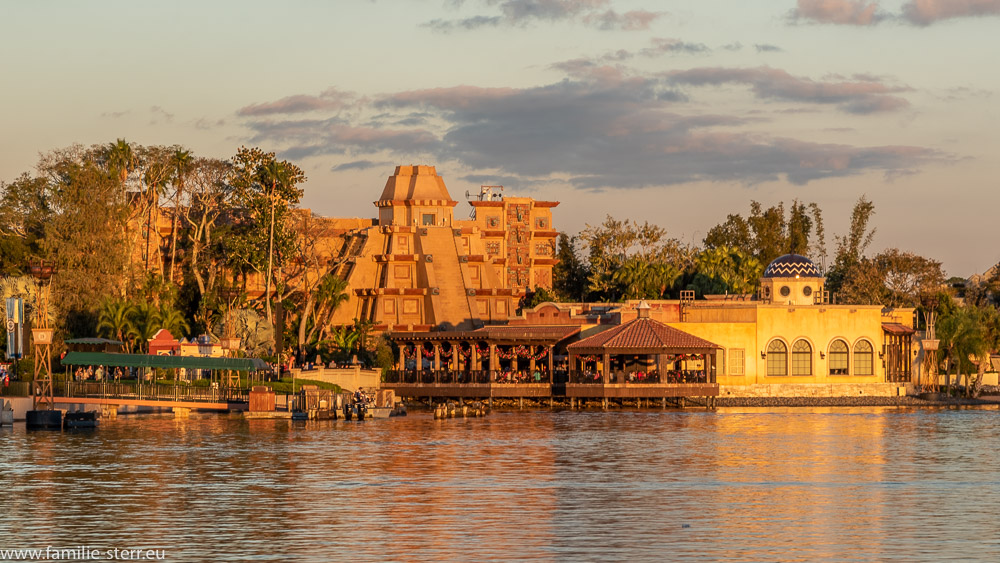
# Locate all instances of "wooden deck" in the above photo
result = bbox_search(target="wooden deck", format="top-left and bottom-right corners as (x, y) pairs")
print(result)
(564, 383), (718, 398)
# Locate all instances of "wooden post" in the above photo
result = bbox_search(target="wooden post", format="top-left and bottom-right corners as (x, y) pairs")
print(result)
(602, 353), (610, 384)
(489, 344), (497, 380)
(472, 342), (480, 372)
(548, 346), (555, 384)
(433, 344), (441, 372)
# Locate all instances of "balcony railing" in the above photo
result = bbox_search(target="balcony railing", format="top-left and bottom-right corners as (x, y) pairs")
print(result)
(381, 370), (547, 385)
(568, 370), (714, 384)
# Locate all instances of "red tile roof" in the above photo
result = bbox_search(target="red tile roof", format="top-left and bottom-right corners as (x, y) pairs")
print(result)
(882, 322), (915, 336)
(567, 318), (720, 352)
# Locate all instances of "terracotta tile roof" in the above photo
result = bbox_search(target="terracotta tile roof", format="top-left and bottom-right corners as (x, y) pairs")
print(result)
(882, 322), (915, 336)
(568, 318), (720, 351)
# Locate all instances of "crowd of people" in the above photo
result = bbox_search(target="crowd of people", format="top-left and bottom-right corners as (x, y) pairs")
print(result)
(73, 366), (126, 382)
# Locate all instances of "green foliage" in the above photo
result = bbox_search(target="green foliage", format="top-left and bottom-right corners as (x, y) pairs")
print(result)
(936, 305), (1000, 396)
(836, 248), (943, 307)
(96, 298), (139, 349)
(704, 199), (824, 268)
(580, 216), (683, 302)
(687, 246), (763, 297)
(552, 233), (588, 301)
(826, 195), (876, 295)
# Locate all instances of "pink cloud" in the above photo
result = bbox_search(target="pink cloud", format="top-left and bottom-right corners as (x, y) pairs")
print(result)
(901, 0), (1000, 25)
(238, 95), (347, 116)
(791, 0), (883, 25)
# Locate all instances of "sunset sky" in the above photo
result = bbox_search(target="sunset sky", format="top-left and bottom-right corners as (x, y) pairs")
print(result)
(3, 0), (999, 276)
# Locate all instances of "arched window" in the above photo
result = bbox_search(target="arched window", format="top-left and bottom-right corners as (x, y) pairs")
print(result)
(854, 341), (874, 375)
(792, 339), (812, 376)
(829, 340), (849, 375)
(767, 340), (787, 376)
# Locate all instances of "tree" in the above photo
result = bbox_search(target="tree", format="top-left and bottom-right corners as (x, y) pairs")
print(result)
(168, 148), (192, 283)
(580, 216), (683, 302)
(96, 298), (138, 352)
(156, 303), (190, 339)
(837, 249), (943, 307)
(552, 233), (587, 301)
(228, 147), (305, 323)
(688, 246), (763, 297)
(826, 195), (876, 296)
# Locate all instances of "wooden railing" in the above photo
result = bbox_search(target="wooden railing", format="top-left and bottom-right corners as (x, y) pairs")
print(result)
(383, 370), (554, 385)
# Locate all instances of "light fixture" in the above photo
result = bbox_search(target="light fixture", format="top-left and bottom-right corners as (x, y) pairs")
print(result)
(760, 351), (766, 359)
(819, 351), (825, 359)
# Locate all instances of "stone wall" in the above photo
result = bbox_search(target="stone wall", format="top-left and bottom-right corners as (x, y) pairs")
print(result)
(720, 383), (910, 398)
(289, 366), (382, 392)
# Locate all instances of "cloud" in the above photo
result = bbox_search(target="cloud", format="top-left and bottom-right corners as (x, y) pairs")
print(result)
(754, 43), (783, 52)
(101, 110), (130, 119)
(789, 0), (885, 25)
(640, 37), (710, 56)
(583, 9), (662, 30)
(790, 0), (1000, 26)
(901, 0), (1000, 25)
(244, 117), (442, 160)
(332, 160), (393, 172)
(149, 106), (174, 124)
(424, 0), (661, 31)
(240, 65), (942, 190)
(668, 66), (910, 114)
(238, 90), (354, 116)
(194, 117), (227, 130)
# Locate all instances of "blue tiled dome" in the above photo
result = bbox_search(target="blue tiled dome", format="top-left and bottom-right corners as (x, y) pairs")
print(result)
(763, 254), (821, 278)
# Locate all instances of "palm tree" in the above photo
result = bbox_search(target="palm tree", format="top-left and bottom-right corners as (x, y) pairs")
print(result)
(96, 298), (139, 352)
(156, 304), (190, 338)
(131, 302), (160, 354)
(168, 149), (192, 283)
(104, 139), (137, 186)
(142, 159), (172, 273)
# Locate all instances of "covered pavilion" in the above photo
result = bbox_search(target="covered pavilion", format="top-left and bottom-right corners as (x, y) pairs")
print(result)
(565, 302), (721, 400)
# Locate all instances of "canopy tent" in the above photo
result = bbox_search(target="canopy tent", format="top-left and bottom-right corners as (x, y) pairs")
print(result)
(62, 351), (270, 372)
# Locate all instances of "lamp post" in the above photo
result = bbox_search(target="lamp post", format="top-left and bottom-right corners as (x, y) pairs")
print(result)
(920, 295), (940, 392)
(219, 287), (242, 389)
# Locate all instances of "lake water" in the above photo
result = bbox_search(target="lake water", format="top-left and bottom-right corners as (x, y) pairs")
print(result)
(2, 407), (1000, 562)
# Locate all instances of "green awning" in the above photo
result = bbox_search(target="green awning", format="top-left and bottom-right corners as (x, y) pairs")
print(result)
(61, 352), (270, 372)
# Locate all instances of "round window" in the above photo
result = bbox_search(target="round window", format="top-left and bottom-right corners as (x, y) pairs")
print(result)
(803, 286), (813, 297)
(779, 286), (791, 297)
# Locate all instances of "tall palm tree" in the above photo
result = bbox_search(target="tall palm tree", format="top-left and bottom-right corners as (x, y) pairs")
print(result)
(104, 139), (137, 186)
(142, 159), (171, 273)
(96, 298), (139, 352)
(168, 149), (192, 283)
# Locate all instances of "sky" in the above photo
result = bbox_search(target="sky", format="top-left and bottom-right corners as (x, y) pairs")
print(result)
(2, 0), (999, 277)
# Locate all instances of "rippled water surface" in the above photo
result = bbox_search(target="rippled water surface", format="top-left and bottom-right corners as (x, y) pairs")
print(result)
(3, 407), (1000, 561)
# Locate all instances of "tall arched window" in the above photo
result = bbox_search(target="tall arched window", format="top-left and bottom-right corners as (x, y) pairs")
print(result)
(792, 340), (812, 376)
(854, 341), (874, 375)
(829, 340), (849, 375)
(767, 340), (787, 376)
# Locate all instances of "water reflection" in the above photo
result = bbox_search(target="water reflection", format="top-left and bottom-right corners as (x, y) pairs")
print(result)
(1, 407), (999, 561)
